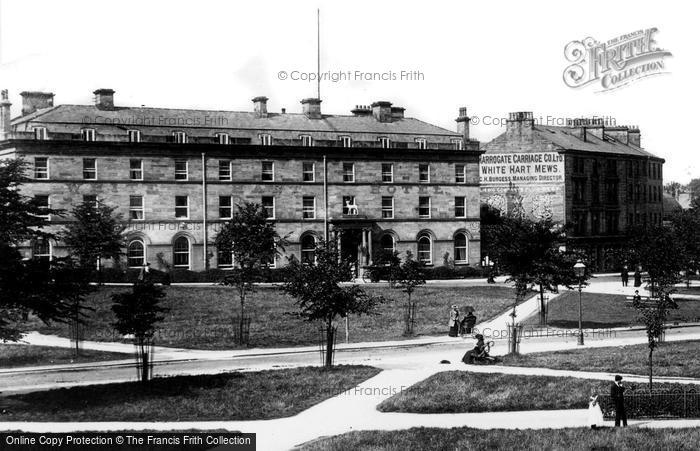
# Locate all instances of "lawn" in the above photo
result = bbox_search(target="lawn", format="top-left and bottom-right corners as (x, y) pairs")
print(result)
(2, 365), (380, 421)
(500, 340), (700, 378)
(26, 285), (517, 349)
(377, 371), (682, 414)
(0, 344), (128, 368)
(525, 291), (700, 328)
(301, 427), (700, 451)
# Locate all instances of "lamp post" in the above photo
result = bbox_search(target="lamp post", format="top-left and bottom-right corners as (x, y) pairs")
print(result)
(483, 256), (495, 284)
(574, 259), (586, 345)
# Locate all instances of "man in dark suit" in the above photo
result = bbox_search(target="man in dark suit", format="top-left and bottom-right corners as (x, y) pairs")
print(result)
(611, 375), (627, 427)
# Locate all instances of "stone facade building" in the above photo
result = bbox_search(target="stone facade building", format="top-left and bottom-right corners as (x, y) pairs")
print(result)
(0, 89), (482, 274)
(480, 112), (665, 270)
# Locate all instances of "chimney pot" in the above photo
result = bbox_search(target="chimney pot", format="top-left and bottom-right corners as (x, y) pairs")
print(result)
(93, 88), (115, 110)
(20, 91), (55, 116)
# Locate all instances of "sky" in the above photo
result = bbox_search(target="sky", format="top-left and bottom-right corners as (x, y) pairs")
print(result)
(0, 0), (697, 183)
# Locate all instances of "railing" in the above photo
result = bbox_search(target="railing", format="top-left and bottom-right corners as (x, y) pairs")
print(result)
(599, 388), (700, 419)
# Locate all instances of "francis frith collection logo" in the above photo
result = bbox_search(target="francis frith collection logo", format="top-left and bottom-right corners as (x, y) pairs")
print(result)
(563, 28), (672, 92)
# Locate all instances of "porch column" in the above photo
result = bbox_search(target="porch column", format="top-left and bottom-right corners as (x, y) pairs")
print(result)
(361, 228), (368, 266)
(367, 229), (373, 265)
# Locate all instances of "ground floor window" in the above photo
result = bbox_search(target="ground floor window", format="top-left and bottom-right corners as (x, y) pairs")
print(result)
(454, 233), (468, 264)
(127, 240), (145, 267)
(32, 239), (51, 262)
(173, 237), (190, 268)
(301, 234), (316, 264)
(380, 234), (395, 253)
(417, 234), (432, 264)
(217, 245), (234, 268)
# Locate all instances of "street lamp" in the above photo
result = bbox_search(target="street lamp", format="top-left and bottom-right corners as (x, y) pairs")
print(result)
(573, 259), (586, 345)
(482, 256), (495, 284)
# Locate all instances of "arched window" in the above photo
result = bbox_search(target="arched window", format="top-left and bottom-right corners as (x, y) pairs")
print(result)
(417, 234), (432, 264)
(301, 235), (316, 264)
(32, 238), (51, 262)
(380, 234), (395, 253)
(173, 237), (190, 268)
(454, 233), (468, 264)
(127, 240), (145, 267)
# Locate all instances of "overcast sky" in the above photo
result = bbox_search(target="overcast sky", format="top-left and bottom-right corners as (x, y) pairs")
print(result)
(0, 0), (696, 182)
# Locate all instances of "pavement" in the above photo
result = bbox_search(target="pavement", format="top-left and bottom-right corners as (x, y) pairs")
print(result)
(1, 275), (700, 449)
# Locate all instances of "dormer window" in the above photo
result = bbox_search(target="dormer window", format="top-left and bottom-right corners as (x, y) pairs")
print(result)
(415, 138), (427, 150)
(300, 135), (313, 147)
(451, 138), (463, 150)
(128, 130), (141, 143)
(33, 127), (48, 140)
(378, 137), (391, 149)
(173, 131), (188, 144)
(81, 128), (96, 142)
(216, 133), (230, 145)
(340, 136), (352, 148)
(260, 134), (272, 146)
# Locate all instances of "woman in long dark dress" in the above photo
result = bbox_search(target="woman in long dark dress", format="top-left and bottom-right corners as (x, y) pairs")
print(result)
(448, 305), (460, 337)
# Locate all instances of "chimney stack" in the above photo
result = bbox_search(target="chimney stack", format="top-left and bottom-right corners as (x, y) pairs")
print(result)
(301, 98), (322, 119)
(20, 91), (54, 116)
(252, 96), (268, 118)
(506, 112), (535, 140)
(93, 89), (115, 110)
(0, 90), (12, 140)
(371, 101), (393, 122)
(455, 106), (470, 142)
(627, 126), (641, 147)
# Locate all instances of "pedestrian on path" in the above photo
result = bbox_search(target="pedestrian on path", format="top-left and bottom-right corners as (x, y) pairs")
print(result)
(634, 267), (642, 288)
(588, 388), (604, 429)
(448, 305), (460, 337)
(620, 265), (629, 287)
(611, 375), (628, 427)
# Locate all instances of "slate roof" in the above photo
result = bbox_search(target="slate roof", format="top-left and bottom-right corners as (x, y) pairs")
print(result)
(11, 104), (461, 140)
(483, 124), (662, 160)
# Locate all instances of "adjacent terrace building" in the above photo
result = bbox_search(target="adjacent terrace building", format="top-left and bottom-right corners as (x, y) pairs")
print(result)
(0, 89), (482, 275)
(480, 113), (664, 270)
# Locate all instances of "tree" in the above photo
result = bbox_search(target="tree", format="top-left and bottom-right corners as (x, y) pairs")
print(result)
(394, 251), (426, 336)
(484, 214), (590, 341)
(634, 295), (677, 391)
(624, 224), (684, 298)
(688, 178), (700, 200)
(62, 200), (126, 283)
(111, 278), (168, 382)
(214, 202), (286, 345)
(624, 224), (684, 391)
(669, 208), (700, 287)
(0, 158), (73, 341)
(283, 241), (384, 367)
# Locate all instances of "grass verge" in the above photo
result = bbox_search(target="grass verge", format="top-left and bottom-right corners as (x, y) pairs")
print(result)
(525, 291), (700, 328)
(0, 344), (128, 368)
(26, 285), (517, 349)
(3, 365), (380, 421)
(300, 427), (700, 451)
(377, 372), (683, 413)
(500, 340), (700, 378)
